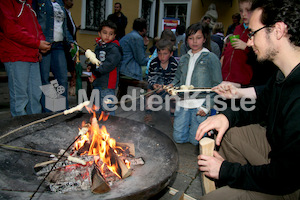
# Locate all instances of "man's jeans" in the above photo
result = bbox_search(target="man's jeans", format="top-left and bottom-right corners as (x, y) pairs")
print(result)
(40, 42), (68, 112)
(173, 106), (208, 145)
(5, 61), (42, 117)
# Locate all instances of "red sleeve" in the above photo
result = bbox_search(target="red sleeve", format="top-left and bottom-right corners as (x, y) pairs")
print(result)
(0, 1), (41, 49)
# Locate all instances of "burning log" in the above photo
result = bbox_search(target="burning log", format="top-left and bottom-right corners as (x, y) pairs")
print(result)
(116, 142), (135, 157)
(199, 137), (216, 194)
(91, 167), (110, 194)
(106, 145), (132, 179)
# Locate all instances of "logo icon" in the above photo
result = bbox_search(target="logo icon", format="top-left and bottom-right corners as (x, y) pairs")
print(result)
(40, 80), (66, 112)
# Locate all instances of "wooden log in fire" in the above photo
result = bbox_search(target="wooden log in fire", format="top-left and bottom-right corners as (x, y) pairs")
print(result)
(107, 145), (132, 179)
(127, 157), (145, 166)
(91, 166), (111, 194)
(116, 142), (135, 157)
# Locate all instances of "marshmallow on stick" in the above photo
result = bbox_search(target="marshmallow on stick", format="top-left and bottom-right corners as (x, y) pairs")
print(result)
(63, 101), (90, 115)
(85, 49), (101, 66)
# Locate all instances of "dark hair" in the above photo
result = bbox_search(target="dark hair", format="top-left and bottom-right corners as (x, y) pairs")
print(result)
(156, 39), (174, 52)
(132, 18), (147, 32)
(232, 13), (241, 21)
(115, 2), (122, 8)
(203, 16), (211, 21)
(99, 20), (117, 33)
(186, 22), (211, 51)
(176, 25), (186, 35)
(251, 0), (300, 46)
(160, 29), (176, 42)
(186, 22), (205, 39)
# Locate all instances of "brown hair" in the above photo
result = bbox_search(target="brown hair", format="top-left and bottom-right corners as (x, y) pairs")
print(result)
(156, 39), (174, 52)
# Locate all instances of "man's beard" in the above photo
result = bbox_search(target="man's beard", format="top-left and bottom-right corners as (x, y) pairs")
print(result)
(257, 34), (278, 62)
(257, 46), (278, 62)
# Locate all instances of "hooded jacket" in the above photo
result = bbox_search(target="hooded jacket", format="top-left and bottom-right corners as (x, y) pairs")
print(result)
(91, 38), (123, 89)
(0, 0), (45, 63)
(220, 64), (300, 195)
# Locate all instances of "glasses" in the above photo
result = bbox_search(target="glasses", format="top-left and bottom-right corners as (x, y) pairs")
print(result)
(247, 26), (268, 39)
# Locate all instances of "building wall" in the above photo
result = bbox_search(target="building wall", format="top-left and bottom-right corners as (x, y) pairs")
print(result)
(190, 0), (240, 34)
(70, 0), (239, 52)
(71, 0), (140, 51)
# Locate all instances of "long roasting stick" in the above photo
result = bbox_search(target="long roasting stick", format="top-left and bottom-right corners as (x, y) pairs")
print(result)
(112, 88), (160, 105)
(0, 143), (86, 165)
(30, 134), (81, 200)
(175, 88), (213, 93)
(0, 101), (90, 141)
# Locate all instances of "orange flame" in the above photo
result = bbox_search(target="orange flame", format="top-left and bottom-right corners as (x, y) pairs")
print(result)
(74, 111), (129, 178)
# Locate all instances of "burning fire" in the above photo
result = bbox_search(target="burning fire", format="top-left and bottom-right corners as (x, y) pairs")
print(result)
(74, 111), (130, 178)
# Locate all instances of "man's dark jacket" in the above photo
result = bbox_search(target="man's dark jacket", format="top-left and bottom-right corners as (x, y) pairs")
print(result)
(107, 12), (127, 40)
(220, 64), (300, 195)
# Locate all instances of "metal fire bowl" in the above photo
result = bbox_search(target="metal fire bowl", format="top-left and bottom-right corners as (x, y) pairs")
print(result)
(0, 113), (179, 200)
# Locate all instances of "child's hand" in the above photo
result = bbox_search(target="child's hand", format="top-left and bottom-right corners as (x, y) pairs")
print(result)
(231, 39), (247, 50)
(197, 109), (207, 117)
(153, 84), (163, 93)
(88, 75), (95, 83)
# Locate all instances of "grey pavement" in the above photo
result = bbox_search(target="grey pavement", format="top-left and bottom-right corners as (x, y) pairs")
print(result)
(0, 81), (204, 199)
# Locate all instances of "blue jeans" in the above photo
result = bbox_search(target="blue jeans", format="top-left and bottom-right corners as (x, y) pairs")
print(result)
(173, 106), (208, 145)
(40, 42), (68, 112)
(93, 87), (116, 116)
(5, 62), (42, 117)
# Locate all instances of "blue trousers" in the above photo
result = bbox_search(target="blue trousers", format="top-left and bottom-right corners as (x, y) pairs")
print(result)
(93, 87), (116, 116)
(40, 42), (68, 112)
(173, 106), (208, 145)
(5, 61), (42, 116)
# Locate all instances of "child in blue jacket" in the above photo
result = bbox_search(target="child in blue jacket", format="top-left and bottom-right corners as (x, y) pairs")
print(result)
(88, 20), (122, 115)
(170, 22), (222, 145)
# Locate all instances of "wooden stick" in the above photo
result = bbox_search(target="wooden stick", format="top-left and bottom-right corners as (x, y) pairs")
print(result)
(175, 89), (212, 93)
(199, 137), (216, 194)
(0, 101), (90, 141)
(0, 143), (86, 165)
(34, 160), (58, 170)
(114, 88), (160, 105)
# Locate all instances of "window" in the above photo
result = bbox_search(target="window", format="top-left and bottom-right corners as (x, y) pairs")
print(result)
(139, 0), (156, 38)
(158, 0), (191, 35)
(141, 0), (152, 36)
(164, 4), (187, 27)
(81, 0), (113, 32)
(85, 0), (106, 31)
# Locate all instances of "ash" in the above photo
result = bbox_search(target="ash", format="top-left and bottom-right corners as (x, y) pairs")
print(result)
(36, 155), (120, 193)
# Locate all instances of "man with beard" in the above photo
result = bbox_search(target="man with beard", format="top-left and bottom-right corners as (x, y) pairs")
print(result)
(195, 0), (300, 199)
(107, 2), (128, 41)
